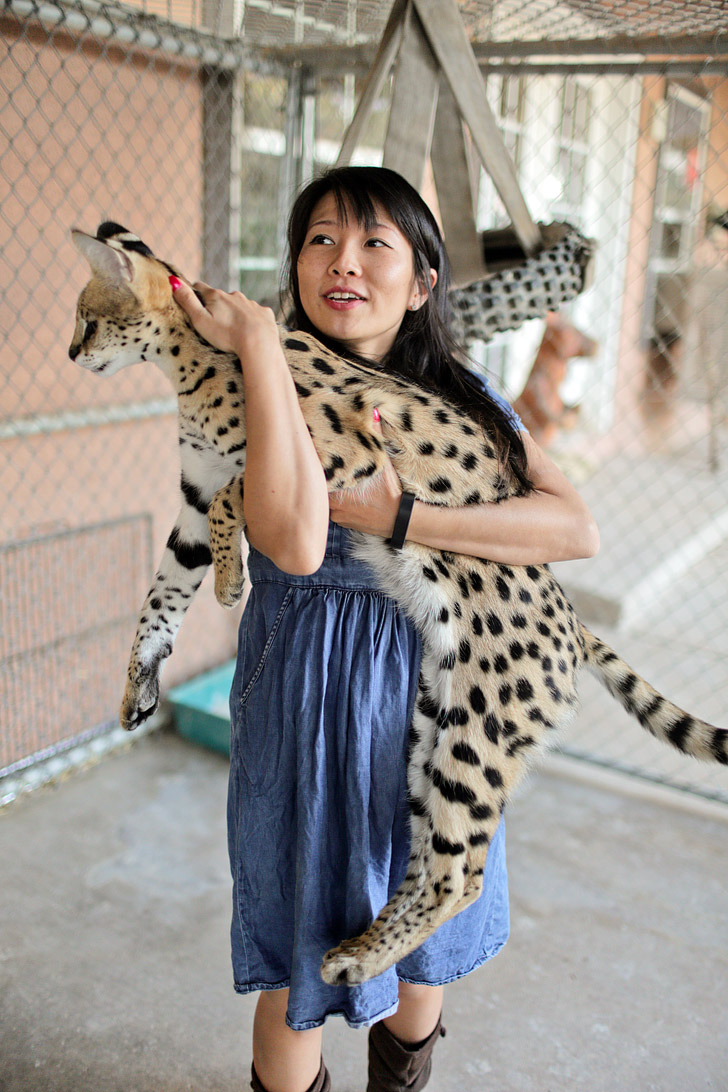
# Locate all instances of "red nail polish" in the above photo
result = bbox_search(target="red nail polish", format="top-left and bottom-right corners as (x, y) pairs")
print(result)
(373, 407), (380, 422)
(169, 276), (182, 291)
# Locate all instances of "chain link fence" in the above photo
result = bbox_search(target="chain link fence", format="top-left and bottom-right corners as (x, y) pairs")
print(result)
(1, 0), (727, 802)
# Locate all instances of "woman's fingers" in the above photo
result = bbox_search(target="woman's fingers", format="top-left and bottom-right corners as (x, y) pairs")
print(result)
(169, 276), (208, 321)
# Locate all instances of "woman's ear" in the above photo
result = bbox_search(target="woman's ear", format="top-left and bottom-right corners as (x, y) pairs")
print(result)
(409, 267), (438, 311)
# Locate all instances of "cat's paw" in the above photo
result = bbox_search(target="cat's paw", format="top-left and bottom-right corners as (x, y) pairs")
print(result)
(214, 566), (245, 609)
(320, 942), (373, 985)
(120, 668), (160, 731)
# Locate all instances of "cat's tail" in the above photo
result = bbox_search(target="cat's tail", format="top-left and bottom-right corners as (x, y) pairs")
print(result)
(580, 625), (727, 765)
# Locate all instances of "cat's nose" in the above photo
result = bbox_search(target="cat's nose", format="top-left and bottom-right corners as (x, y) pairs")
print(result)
(68, 344), (80, 360)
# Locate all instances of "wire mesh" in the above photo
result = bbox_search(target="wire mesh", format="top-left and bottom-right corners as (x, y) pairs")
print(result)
(1, 0), (727, 800)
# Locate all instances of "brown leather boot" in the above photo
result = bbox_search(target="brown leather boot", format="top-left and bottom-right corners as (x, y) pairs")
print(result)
(367, 1016), (446, 1092)
(250, 1058), (331, 1092)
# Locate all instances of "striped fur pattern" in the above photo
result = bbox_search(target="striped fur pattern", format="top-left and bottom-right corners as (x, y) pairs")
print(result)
(69, 223), (727, 987)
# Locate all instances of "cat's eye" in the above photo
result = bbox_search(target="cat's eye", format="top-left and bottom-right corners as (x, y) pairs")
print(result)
(83, 320), (97, 342)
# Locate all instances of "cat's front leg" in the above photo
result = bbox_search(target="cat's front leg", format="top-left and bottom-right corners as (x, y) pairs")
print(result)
(121, 502), (212, 730)
(208, 476), (246, 608)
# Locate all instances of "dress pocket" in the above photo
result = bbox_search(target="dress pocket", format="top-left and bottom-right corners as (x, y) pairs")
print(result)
(236, 585), (294, 710)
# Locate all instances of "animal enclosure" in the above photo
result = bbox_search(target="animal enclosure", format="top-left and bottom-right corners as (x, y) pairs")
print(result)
(1, 0), (727, 804)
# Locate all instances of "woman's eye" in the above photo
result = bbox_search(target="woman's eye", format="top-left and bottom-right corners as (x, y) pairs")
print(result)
(309, 233), (334, 245)
(365, 238), (388, 248)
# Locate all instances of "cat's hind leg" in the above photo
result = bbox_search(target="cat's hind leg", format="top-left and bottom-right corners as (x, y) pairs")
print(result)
(208, 477), (246, 608)
(320, 686), (499, 985)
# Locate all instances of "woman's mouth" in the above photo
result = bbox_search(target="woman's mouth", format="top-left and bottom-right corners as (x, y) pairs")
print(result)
(323, 290), (366, 312)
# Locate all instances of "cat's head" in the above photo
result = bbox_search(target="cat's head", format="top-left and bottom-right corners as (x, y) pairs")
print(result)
(69, 222), (186, 375)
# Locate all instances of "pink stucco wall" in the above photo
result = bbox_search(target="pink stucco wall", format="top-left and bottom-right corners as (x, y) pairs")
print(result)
(0, 21), (240, 770)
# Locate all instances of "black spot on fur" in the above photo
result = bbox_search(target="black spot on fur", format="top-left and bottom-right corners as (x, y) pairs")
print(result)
(321, 403), (343, 434)
(469, 802), (493, 821)
(516, 679), (534, 702)
(484, 711), (502, 746)
(353, 462), (377, 480)
(495, 576), (511, 601)
(312, 356), (336, 375)
(452, 741), (480, 765)
(166, 527), (212, 570)
(432, 832), (466, 856)
(666, 714), (692, 753)
(429, 766), (476, 805)
(417, 691), (439, 721)
(483, 766), (504, 788)
(486, 613), (503, 636)
(323, 454), (345, 481)
(181, 475), (209, 515)
(469, 686), (486, 714)
(468, 830), (491, 848)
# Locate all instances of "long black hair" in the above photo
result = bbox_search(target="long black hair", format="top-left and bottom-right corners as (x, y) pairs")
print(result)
(282, 166), (531, 494)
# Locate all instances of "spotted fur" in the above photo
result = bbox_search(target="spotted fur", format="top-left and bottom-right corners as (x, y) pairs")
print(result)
(69, 222), (727, 988)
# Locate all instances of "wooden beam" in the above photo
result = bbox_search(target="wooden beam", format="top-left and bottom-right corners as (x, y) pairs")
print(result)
(412, 0), (540, 255)
(471, 33), (728, 59)
(336, 0), (408, 165)
(431, 81), (486, 286)
(382, 4), (440, 190)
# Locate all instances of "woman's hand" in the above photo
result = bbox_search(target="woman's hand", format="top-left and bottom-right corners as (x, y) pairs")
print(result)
(329, 416), (404, 538)
(170, 278), (279, 361)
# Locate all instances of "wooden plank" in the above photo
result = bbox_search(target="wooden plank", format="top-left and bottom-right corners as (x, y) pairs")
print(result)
(412, 0), (540, 255)
(336, 0), (408, 165)
(382, 3), (440, 190)
(431, 80), (485, 286)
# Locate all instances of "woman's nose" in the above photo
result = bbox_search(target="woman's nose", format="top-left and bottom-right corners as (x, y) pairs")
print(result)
(328, 244), (360, 276)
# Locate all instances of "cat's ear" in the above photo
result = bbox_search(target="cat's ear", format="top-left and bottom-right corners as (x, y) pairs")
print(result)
(71, 230), (134, 285)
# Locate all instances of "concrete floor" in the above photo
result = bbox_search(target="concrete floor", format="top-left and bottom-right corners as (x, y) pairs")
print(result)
(1, 729), (726, 1092)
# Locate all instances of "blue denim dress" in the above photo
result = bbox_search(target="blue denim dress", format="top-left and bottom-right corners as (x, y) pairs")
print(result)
(227, 377), (519, 1031)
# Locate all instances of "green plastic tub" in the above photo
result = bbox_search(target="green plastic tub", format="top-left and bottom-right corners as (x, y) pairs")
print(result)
(167, 659), (236, 755)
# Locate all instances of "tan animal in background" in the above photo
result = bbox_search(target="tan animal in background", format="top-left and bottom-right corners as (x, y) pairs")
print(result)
(514, 311), (598, 447)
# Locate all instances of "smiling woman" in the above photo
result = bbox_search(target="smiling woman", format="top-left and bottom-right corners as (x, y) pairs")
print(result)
(170, 165), (598, 1092)
(296, 193), (436, 361)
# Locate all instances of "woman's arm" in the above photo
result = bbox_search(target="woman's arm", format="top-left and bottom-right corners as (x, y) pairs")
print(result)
(172, 281), (329, 574)
(329, 429), (599, 565)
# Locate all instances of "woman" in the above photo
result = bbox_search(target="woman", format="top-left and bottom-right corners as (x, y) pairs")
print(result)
(172, 167), (599, 1092)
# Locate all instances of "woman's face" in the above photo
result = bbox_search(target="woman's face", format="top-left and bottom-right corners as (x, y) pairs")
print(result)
(296, 191), (436, 361)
